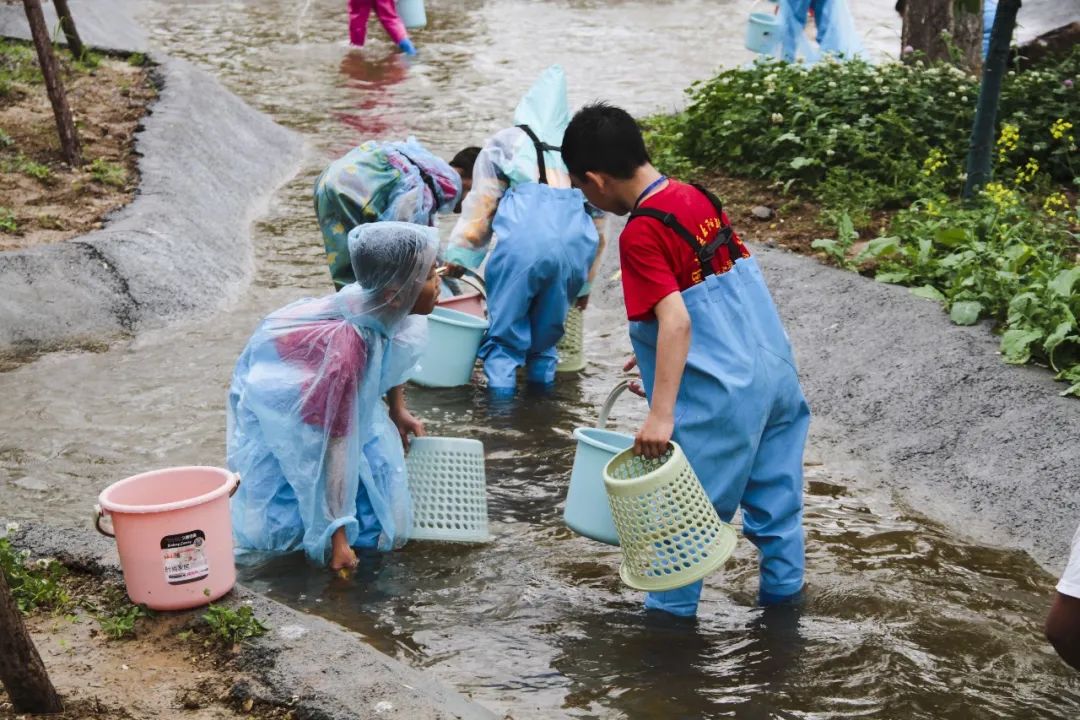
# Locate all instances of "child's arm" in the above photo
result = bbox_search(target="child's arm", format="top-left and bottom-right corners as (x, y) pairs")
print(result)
(387, 384), (425, 452)
(635, 292), (691, 459)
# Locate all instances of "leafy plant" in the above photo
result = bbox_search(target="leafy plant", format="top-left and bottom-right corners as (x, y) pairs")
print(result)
(0, 536), (70, 613)
(202, 604), (268, 645)
(810, 212), (859, 270)
(127, 52), (149, 67)
(98, 603), (146, 640)
(0, 129), (13, 148)
(0, 207), (16, 234)
(89, 158), (127, 188)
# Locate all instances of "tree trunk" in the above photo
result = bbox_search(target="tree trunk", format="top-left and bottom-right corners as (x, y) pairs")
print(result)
(902, 0), (984, 70)
(22, 0), (82, 167)
(0, 568), (64, 714)
(962, 0), (1021, 198)
(52, 0), (86, 60)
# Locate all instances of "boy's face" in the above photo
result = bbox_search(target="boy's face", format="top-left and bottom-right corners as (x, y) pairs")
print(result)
(571, 171), (626, 215)
(410, 261), (440, 315)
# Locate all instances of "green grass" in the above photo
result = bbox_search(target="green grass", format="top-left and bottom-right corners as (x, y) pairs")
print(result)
(0, 207), (17, 234)
(89, 157), (127, 187)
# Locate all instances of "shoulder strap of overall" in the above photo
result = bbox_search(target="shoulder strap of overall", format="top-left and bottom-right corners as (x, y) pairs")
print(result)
(627, 207), (715, 275)
(516, 124), (560, 186)
(690, 183), (746, 261)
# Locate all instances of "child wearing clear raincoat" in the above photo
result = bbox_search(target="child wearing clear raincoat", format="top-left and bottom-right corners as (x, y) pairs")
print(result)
(314, 138), (476, 291)
(444, 65), (606, 394)
(562, 104), (811, 617)
(227, 222), (441, 570)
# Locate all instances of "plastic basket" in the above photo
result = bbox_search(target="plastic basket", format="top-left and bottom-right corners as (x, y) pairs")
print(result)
(410, 306), (488, 388)
(564, 381), (635, 545)
(396, 0), (427, 29)
(556, 306), (586, 373)
(603, 442), (736, 591)
(406, 436), (489, 543)
(745, 12), (781, 54)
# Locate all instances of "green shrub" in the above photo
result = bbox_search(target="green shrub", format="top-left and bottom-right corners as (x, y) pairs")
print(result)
(0, 534), (70, 613)
(863, 195), (1080, 396)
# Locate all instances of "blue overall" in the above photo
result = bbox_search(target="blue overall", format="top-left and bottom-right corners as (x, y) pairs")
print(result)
(627, 201), (810, 617)
(480, 153), (598, 390)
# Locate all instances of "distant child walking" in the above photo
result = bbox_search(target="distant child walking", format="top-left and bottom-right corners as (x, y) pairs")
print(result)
(348, 0), (417, 56)
(561, 103), (811, 617)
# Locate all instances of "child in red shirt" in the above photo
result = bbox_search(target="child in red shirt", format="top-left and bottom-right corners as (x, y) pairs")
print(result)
(562, 103), (810, 617)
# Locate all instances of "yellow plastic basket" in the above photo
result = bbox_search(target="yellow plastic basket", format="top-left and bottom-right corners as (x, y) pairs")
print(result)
(603, 442), (736, 591)
(556, 306), (586, 373)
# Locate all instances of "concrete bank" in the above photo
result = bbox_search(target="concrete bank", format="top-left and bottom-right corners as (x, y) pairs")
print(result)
(0, 0), (302, 353)
(8, 523), (496, 720)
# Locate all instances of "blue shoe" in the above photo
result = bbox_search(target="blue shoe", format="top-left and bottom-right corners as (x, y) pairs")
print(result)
(397, 38), (417, 56)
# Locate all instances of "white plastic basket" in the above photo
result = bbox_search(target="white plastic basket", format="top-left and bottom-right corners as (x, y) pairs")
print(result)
(556, 306), (586, 373)
(406, 436), (489, 543)
(604, 442), (736, 591)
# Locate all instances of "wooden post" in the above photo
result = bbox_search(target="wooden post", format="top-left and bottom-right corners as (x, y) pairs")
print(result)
(22, 0), (82, 167)
(962, 0), (1022, 199)
(0, 567), (64, 714)
(52, 0), (86, 60)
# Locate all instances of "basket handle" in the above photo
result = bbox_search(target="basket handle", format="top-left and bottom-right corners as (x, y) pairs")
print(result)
(94, 504), (115, 538)
(456, 272), (487, 298)
(597, 380), (636, 428)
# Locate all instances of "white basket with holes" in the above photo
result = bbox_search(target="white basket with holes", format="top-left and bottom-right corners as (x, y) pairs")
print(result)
(603, 442), (736, 591)
(406, 436), (490, 543)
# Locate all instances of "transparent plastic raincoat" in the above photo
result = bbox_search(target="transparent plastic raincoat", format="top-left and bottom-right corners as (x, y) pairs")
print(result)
(315, 139), (461, 290)
(227, 222), (438, 564)
(778, 0), (864, 63)
(445, 66), (606, 285)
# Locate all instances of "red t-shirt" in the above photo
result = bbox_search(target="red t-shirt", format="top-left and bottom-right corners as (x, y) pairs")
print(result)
(619, 180), (749, 322)
(274, 320), (367, 438)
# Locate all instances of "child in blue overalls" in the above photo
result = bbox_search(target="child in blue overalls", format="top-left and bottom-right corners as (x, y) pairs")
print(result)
(561, 103), (811, 616)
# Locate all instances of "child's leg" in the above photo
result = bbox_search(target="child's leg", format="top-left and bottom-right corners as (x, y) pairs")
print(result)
(644, 581), (704, 617)
(810, 0), (831, 46)
(741, 362), (810, 603)
(372, 0), (409, 44)
(481, 268), (536, 391)
(524, 279), (572, 385)
(348, 0), (373, 46)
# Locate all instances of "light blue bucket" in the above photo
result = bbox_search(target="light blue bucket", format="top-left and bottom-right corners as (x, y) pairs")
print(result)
(396, 0), (427, 29)
(745, 12), (781, 54)
(563, 381), (636, 546)
(411, 306), (487, 388)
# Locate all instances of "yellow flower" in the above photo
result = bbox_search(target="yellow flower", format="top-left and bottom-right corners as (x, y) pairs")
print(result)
(1043, 192), (1070, 218)
(982, 181), (1019, 211)
(997, 123), (1020, 162)
(1050, 118), (1074, 141)
(921, 148), (947, 177)
(1014, 158), (1040, 186)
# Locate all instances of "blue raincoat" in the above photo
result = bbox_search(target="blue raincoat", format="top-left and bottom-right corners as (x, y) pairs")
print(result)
(779, 0), (864, 63)
(630, 255), (811, 616)
(227, 223), (437, 564)
(446, 65), (602, 390)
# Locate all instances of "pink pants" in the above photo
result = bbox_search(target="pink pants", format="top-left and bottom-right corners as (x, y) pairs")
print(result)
(348, 0), (408, 46)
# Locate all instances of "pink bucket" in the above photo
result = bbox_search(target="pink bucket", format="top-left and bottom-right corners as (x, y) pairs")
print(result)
(437, 290), (486, 319)
(95, 467), (239, 611)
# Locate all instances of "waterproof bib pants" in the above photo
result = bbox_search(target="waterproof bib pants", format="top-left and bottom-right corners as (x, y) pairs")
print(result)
(627, 198), (810, 617)
(480, 129), (598, 390)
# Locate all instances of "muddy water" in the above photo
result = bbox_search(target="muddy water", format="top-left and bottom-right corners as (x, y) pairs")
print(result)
(1, 0), (1078, 717)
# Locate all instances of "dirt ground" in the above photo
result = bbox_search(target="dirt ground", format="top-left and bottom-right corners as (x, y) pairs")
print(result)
(0, 573), (288, 720)
(0, 39), (155, 252)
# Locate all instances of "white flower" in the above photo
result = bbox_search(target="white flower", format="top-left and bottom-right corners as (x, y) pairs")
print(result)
(723, 120), (733, 126)
(948, 91), (956, 98)
(961, 96), (968, 102)
(828, 81), (837, 88)
(744, 93), (755, 99)
(770, 112), (784, 124)
(859, 85), (870, 92)
(826, 149), (836, 156)
(755, 94), (764, 101)
(4, 521), (19, 533)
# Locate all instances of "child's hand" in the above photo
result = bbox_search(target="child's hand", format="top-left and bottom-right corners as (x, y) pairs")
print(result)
(635, 411), (674, 459)
(330, 528), (358, 571)
(439, 263), (466, 279)
(623, 355), (646, 397)
(390, 407), (425, 452)
(623, 355), (637, 372)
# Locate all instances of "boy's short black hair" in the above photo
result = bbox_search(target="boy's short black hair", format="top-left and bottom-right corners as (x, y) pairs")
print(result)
(450, 146), (482, 178)
(562, 103), (650, 181)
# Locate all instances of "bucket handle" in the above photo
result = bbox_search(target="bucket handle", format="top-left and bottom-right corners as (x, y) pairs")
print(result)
(94, 473), (240, 537)
(456, 273), (487, 299)
(597, 380), (637, 428)
(94, 504), (115, 538)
